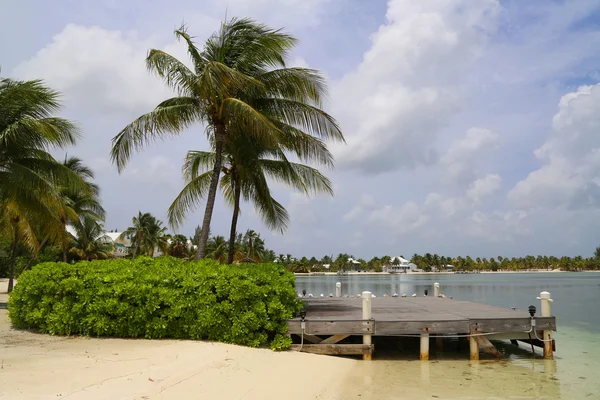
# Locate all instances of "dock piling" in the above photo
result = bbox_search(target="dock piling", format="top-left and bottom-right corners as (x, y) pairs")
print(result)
(469, 334), (479, 360)
(361, 291), (372, 360)
(434, 282), (440, 297)
(336, 282), (341, 298)
(420, 333), (430, 360)
(537, 291), (554, 359)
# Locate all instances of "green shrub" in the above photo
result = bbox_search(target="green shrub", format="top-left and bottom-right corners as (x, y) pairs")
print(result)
(8, 257), (301, 350)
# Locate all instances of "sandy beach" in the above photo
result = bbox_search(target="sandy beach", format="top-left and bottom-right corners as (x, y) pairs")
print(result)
(0, 279), (356, 400)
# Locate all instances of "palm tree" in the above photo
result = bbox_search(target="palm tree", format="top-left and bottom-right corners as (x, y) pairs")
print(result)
(0, 77), (84, 292)
(120, 212), (153, 257)
(111, 19), (343, 260)
(169, 135), (333, 263)
(142, 217), (169, 257)
(57, 156), (105, 262)
(205, 235), (228, 262)
(69, 216), (112, 261)
(169, 234), (190, 258)
(120, 212), (168, 257)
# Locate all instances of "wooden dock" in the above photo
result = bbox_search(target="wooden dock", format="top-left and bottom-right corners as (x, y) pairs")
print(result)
(287, 292), (556, 360)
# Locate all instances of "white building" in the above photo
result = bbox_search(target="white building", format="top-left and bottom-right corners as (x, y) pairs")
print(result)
(384, 256), (418, 273)
(98, 232), (131, 257)
(347, 257), (361, 271)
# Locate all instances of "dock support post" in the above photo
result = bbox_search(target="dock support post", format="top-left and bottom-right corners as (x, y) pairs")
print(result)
(537, 291), (554, 360)
(434, 282), (440, 297)
(336, 282), (341, 298)
(420, 333), (430, 360)
(469, 334), (479, 360)
(361, 291), (372, 360)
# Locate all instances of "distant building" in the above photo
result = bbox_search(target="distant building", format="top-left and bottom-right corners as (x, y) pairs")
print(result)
(347, 257), (361, 271)
(432, 264), (454, 272)
(98, 232), (131, 257)
(383, 256), (418, 273)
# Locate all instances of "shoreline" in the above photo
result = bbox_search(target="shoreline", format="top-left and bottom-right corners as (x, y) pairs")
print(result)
(294, 269), (598, 276)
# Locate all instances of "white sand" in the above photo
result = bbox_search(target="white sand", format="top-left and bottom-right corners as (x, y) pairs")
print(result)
(0, 279), (356, 400)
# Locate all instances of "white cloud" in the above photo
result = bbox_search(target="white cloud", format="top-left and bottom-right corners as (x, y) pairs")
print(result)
(440, 127), (500, 182)
(13, 24), (181, 114)
(509, 84), (600, 209)
(467, 174), (502, 202)
(333, 0), (500, 173)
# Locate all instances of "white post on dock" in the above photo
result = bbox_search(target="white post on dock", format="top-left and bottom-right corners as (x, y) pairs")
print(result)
(537, 291), (553, 359)
(362, 291), (372, 360)
(434, 282), (440, 297)
(469, 335), (479, 361)
(336, 282), (342, 298)
(420, 332), (430, 360)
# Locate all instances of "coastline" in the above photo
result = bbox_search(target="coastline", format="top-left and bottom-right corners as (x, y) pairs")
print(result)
(293, 269), (591, 276)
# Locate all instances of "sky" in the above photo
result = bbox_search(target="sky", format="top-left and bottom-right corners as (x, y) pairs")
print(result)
(3, 0), (600, 259)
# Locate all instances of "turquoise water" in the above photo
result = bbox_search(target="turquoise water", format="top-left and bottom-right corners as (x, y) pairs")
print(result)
(295, 273), (600, 399)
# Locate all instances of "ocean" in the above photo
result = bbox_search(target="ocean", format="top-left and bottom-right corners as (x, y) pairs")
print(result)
(295, 272), (600, 399)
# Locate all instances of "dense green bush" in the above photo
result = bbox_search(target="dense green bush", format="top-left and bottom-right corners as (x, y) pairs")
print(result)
(8, 257), (301, 350)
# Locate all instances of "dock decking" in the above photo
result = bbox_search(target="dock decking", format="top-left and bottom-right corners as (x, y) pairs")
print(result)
(287, 296), (556, 360)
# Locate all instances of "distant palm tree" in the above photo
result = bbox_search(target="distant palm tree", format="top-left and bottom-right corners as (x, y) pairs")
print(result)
(142, 218), (169, 257)
(169, 234), (190, 258)
(120, 212), (168, 257)
(111, 19), (343, 260)
(206, 235), (228, 263)
(0, 77), (85, 292)
(58, 156), (105, 262)
(69, 216), (112, 261)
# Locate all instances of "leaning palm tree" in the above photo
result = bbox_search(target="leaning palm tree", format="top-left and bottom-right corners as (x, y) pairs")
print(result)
(111, 19), (343, 260)
(0, 77), (85, 292)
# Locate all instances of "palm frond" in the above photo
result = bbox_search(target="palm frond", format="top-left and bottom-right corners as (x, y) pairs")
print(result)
(167, 171), (212, 229)
(146, 49), (198, 96)
(110, 103), (203, 172)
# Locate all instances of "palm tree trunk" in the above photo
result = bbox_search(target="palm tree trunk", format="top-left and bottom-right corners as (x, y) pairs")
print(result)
(22, 238), (49, 273)
(7, 221), (19, 293)
(196, 124), (225, 260)
(227, 174), (241, 264)
(62, 221), (68, 263)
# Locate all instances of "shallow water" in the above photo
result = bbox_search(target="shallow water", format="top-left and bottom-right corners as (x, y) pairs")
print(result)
(295, 273), (600, 399)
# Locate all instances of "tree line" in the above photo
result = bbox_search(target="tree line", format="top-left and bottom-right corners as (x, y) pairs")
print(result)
(274, 251), (600, 272)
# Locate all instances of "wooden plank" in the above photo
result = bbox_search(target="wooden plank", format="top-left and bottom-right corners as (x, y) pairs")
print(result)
(321, 334), (350, 344)
(470, 317), (555, 333)
(485, 332), (538, 341)
(518, 337), (556, 352)
(290, 344), (373, 355)
(375, 320), (469, 335)
(288, 320), (374, 335)
(474, 335), (502, 358)
(302, 334), (322, 344)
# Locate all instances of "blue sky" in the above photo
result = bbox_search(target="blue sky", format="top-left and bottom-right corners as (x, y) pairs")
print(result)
(4, 0), (600, 259)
